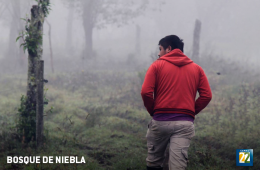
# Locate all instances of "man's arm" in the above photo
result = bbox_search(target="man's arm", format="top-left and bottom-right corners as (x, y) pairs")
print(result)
(195, 68), (212, 115)
(141, 64), (156, 116)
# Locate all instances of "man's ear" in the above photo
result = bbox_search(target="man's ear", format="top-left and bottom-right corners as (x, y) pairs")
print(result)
(166, 46), (172, 53)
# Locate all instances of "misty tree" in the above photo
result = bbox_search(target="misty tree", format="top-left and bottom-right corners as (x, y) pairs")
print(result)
(63, 0), (148, 60)
(0, 0), (33, 67)
(65, 0), (75, 56)
(16, 0), (51, 144)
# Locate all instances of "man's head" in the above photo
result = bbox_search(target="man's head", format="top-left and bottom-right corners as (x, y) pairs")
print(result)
(158, 35), (184, 58)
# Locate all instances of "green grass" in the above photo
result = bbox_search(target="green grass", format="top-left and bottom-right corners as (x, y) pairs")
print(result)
(0, 69), (259, 170)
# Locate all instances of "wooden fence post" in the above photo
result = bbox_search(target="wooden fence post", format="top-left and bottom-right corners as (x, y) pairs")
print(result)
(36, 60), (44, 147)
(192, 19), (202, 64)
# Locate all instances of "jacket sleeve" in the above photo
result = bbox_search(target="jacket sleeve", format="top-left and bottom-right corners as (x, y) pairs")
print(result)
(195, 68), (212, 115)
(141, 64), (156, 116)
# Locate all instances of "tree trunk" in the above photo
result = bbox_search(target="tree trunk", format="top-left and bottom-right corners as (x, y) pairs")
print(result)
(82, 1), (94, 62)
(191, 19), (201, 64)
(83, 18), (94, 60)
(66, 3), (74, 55)
(24, 4), (45, 143)
(16, 0), (26, 67)
(7, 16), (17, 60)
(46, 19), (54, 73)
(7, 0), (25, 68)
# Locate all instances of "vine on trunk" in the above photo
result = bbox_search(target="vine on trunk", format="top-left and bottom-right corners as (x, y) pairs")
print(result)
(16, 0), (51, 56)
(16, 0), (51, 145)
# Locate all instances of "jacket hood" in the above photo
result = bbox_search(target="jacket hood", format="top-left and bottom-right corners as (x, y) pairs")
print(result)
(158, 49), (193, 67)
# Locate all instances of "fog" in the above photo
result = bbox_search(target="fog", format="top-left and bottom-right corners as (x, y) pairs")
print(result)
(1, 1), (260, 168)
(0, 0), (260, 73)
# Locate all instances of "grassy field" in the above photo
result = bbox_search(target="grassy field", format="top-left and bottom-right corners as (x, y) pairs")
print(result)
(0, 65), (259, 169)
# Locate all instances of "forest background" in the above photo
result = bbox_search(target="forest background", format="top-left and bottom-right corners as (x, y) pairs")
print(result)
(0, 0), (260, 169)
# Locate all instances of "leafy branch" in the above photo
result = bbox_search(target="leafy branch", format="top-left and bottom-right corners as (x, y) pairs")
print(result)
(16, 19), (42, 56)
(16, 0), (51, 56)
(35, 0), (51, 17)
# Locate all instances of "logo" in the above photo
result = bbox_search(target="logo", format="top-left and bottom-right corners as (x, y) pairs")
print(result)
(236, 149), (253, 166)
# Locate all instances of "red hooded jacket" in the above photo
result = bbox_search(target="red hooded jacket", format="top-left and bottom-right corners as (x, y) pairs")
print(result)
(141, 49), (212, 117)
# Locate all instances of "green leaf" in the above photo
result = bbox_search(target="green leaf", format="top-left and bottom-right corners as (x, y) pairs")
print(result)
(20, 43), (26, 47)
(23, 46), (27, 52)
(16, 36), (22, 42)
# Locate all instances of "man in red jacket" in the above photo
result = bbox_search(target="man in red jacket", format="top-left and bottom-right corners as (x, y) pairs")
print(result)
(141, 35), (212, 170)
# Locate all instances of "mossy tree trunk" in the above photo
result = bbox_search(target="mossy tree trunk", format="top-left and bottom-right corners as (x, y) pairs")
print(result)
(23, 4), (45, 144)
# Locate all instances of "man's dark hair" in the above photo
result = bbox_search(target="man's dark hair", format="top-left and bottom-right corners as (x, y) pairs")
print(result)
(158, 35), (184, 52)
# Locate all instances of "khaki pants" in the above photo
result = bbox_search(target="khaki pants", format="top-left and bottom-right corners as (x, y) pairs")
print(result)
(146, 120), (195, 170)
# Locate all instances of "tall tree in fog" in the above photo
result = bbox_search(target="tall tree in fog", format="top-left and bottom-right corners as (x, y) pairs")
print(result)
(64, 0), (148, 60)
(66, 0), (74, 55)
(0, 0), (32, 67)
